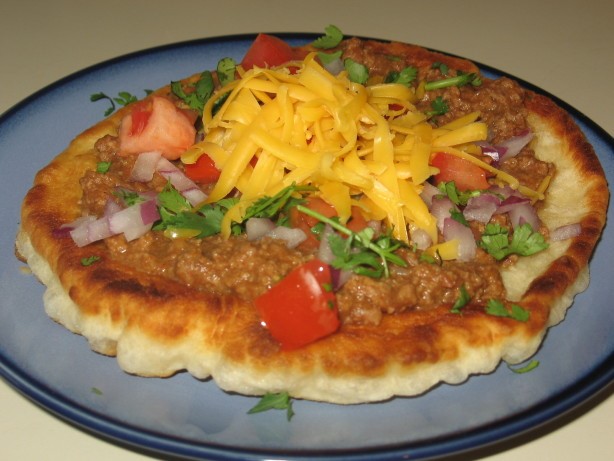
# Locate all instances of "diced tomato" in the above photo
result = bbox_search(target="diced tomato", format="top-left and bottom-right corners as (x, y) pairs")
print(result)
(241, 33), (294, 70)
(431, 152), (490, 191)
(255, 259), (339, 350)
(184, 154), (221, 184)
(118, 96), (196, 160)
(129, 100), (152, 136)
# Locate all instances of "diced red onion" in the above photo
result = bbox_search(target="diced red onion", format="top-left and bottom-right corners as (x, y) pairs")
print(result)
(420, 182), (441, 208)
(54, 216), (95, 238)
(476, 142), (506, 164)
(322, 57), (344, 75)
(317, 224), (336, 264)
(245, 218), (307, 248)
(104, 198), (123, 216)
(131, 151), (162, 182)
(508, 201), (540, 230)
(495, 195), (530, 214)
(442, 218), (476, 261)
(463, 194), (501, 223)
(498, 130), (533, 162)
(156, 157), (207, 206)
(431, 196), (456, 232)
(330, 266), (351, 290)
(246, 218), (277, 241)
(411, 228), (432, 250)
(550, 223), (581, 242)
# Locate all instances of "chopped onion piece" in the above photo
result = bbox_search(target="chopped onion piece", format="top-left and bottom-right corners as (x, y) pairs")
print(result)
(322, 57), (344, 75)
(246, 218), (276, 241)
(266, 226), (307, 248)
(411, 228), (432, 250)
(443, 218), (476, 261)
(550, 223), (581, 241)
(463, 194), (500, 223)
(498, 130), (533, 162)
(420, 182), (441, 208)
(508, 201), (540, 230)
(131, 151), (162, 182)
(317, 224), (336, 264)
(431, 196), (456, 232)
(156, 157), (207, 206)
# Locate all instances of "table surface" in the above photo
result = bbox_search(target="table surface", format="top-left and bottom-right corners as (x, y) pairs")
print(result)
(1, 1), (612, 460)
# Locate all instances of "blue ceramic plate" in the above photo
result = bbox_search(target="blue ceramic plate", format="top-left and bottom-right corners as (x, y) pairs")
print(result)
(0, 34), (612, 461)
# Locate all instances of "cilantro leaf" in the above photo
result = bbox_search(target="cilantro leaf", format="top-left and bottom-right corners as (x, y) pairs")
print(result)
(217, 57), (237, 87)
(157, 182), (191, 214)
(451, 284), (470, 313)
(426, 96), (449, 116)
(96, 161), (112, 174)
(81, 256), (100, 266)
(479, 223), (548, 261)
(171, 71), (214, 115)
(296, 205), (407, 278)
(437, 181), (483, 206)
(384, 66), (418, 86)
(248, 392), (295, 421)
(311, 24), (343, 49)
(243, 184), (315, 226)
(317, 50), (343, 66)
(485, 299), (530, 322)
(424, 72), (482, 91)
(344, 58), (369, 85)
(90, 90), (147, 116)
(431, 61), (449, 76)
(508, 359), (540, 374)
(113, 188), (147, 207)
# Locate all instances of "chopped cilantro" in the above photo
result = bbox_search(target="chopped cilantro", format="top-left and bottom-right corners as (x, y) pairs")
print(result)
(426, 96), (449, 116)
(450, 209), (469, 227)
(171, 71), (214, 115)
(154, 183), (238, 238)
(81, 256), (100, 266)
(317, 50), (343, 66)
(424, 72), (482, 91)
(96, 161), (112, 174)
(485, 299), (530, 322)
(248, 392), (295, 421)
(311, 24), (343, 49)
(431, 61), (449, 76)
(217, 57), (237, 87)
(451, 284), (470, 313)
(113, 188), (146, 207)
(508, 360), (540, 374)
(90, 90), (149, 116)
(437, 181), (483, 206)
(479, 223), (549, 261)
(297, 205), (407, 278)
(243, 184), (315, 225)
(384, 66), (418, 86)
(344, 58), (369, 85)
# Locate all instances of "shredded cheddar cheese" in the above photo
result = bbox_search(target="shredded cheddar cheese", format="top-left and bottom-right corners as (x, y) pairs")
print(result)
(181, 52), (541, 251)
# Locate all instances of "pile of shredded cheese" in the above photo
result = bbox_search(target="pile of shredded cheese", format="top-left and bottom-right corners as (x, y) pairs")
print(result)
(181, 52), (541, 250)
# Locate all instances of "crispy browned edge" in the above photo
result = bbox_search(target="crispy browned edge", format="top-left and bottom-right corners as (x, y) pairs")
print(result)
(16, 39), (609, 402)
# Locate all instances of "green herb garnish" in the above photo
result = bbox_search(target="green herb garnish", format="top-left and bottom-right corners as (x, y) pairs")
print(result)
(479, 223), (549, 261)
(451, 284), (470, 314)
(508, 360), (540, 374)
(81, 256), (101, 266)
(311, 24), (343, 49)
(217, 57), (237, 86)
(437, 181), (483, 206)
(96, 161), (112, 174)
(485, 299), (530, 322)
(317, 50), (343, 66)
(113, 188), (147, 207)
(90, 90), (149, 116)
(243, 184), (315, 225)
(248, 392), (295, 421)
(431, 62), (450, 76)
(297, 205), (406, 278)
(384, 66), (418, 86)
(171, 70), (214, 115)
(427, 96), (449, 116)
(344, 58), (369, 85)
(424, 72), (482, 91)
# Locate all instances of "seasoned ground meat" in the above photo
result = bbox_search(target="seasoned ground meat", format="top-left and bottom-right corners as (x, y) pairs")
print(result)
(336, 249), (506, 325)
(105, 233), (309, 300)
